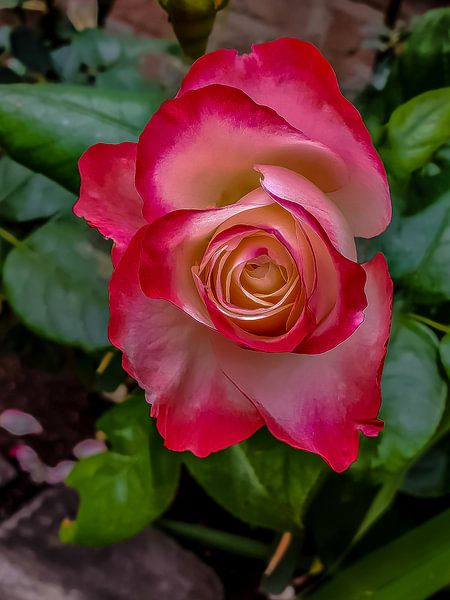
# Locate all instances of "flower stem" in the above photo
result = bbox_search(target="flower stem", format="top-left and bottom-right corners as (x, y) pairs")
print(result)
(0, 227), (22, 248)
(158, 519), (271, 560)
(408, 313), (450, 334)
(264, 531), (292, 575)
(96, 350), (115, 375)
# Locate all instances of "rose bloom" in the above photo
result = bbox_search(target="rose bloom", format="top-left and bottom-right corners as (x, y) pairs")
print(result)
(75, 38), (392, 472)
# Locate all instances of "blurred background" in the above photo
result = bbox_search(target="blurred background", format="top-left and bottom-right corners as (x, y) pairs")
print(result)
(0, 1), (449, 599)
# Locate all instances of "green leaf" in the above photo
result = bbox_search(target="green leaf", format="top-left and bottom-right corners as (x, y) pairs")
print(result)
(307, 507), (450, 600)
(440, 332), (450, 379)
(51, 29), (179, 92)
(404, 140), (450, 214)
(61, 396), (181, 546)
(401, 433), (450, 498)
(3, 217), (111, 351)
(354, 318), (447, 477)
(351, 473), (404, 544)
(382, 88), (450, 175)
(0, 84), (160, 193)
(306, 474), (381, 567)
(0, 155), (74, 221)
(391, 8), (450, 104)
(360, 8), (450, 127)
(159, 519), (271, 560)
(185, 429), (326, 532)
(373, 318), (447, 472)
(379, 193), (450, 301)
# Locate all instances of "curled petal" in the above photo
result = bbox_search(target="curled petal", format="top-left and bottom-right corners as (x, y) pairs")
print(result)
(139, 202), (262, 327)
(255, 165), (356, 260)
(74, 142), (145, 264)
(260, 189), (368, 354)
(136, 84), (348, 221)
(178, 39), (391, 238)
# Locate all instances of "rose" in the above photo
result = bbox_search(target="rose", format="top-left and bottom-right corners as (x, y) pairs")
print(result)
(74, 38), (392, 472)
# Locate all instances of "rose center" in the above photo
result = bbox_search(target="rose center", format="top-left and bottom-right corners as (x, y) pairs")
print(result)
(241, 255), (287, 296)
(194, 228), (305, 340)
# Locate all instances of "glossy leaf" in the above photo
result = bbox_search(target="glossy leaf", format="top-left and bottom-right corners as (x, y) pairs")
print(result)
(306, 474), (381, 567)
(404, 140), (450, 214)
(308, 507), (450, 600)
(351, 474), (404, 544)
(53, 29), (178, 78)
(391, 8), (450, 104)
(0, 84), (158, 192)
(185, 429), (326, 532)
(0, 156), (74, 221)
(376, 319), (447, 471)
(3, 218), (111, 351)
(52, 29), (179, 89)
(402, 434), (450, 498)
(355, 318), (447, 475)
(360, 8), (450, 127)
(440, 332), (450, 379)
(379, 193), (450, 301)
(382, 88), (450, 175)
(61, 396), (181, 545)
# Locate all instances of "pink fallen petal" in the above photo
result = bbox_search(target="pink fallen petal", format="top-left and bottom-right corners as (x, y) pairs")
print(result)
(10, 445), (47, 483)
(45, 460), (76, 485)
(73, 438), (107, 459)
(0, 409), (43, 436)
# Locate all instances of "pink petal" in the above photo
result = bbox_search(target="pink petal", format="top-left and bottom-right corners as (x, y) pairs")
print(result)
(139, 199), (321, 351)
(216, 253), (392, 472)
(178, 39), (390, 238)
(139, 201), (267, 328)
(136, 84), (348, 222)
(73, 438), (107, 459)
(0, 409), (43, 436)
(255, 165), (356, 261)
(192, 222), (315, 353)
(46, 460), (75, 485)
(109, 228), (263, 457)
(74, 142), (146, 264)
(11, 444), (47, 483)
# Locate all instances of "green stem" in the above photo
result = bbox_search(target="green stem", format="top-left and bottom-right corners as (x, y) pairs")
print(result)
(0, 226), (22, 248)
(408, 313), (450, 334)
(158, 519), (271, 560)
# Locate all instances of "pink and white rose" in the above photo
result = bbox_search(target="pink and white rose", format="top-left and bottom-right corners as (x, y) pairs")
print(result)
(74, 38), (392, 472)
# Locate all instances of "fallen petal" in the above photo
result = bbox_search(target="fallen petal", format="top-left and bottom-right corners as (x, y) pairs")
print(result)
(0, 409), (43, 436)
(73, 438), (107, 459)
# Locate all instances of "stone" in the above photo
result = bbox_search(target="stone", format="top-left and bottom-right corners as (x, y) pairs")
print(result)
(0, 487), (224, 600)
